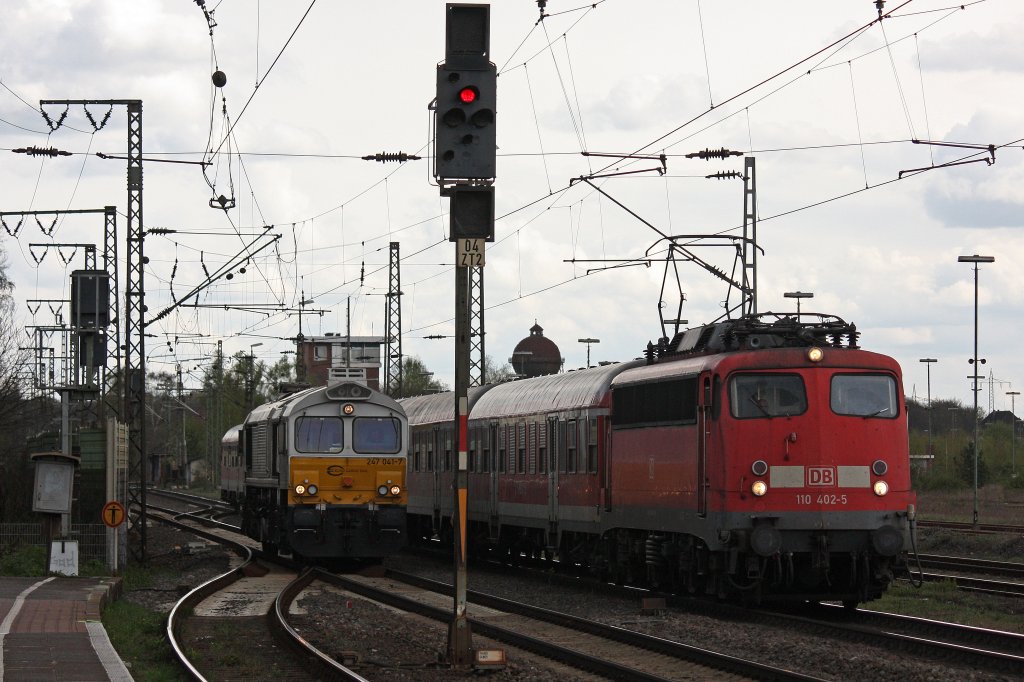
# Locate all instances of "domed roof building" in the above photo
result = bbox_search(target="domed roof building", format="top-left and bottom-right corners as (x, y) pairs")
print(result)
(509, 322), (563, 378)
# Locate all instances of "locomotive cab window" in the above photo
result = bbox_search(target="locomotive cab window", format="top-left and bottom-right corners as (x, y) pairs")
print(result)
(831, 374), (898, 418)
(729, 374), (807, 419)
(353, 417), (402, 454)
(295, 416), (344, 453)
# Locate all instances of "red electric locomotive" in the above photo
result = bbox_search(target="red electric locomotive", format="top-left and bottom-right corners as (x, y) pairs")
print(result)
(402, 313), (916, 605)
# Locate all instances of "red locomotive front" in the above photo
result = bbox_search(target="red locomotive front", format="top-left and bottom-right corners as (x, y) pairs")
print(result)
(607, 315), (916, 603)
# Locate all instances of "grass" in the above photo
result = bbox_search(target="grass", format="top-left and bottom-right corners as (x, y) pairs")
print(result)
(101, 559), (195, 682)
(915, 484), (1024, 525)
(0, 545), (108, 577)
(0, 545), (48, 576)
(101, 597), (188, 681)
(869, 579), (1024, 633)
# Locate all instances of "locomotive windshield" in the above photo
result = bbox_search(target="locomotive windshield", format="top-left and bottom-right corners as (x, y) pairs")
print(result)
(729, 373), (807, 419)
(353, 417), (402, 454)
(295, 416), (345, 453)
(830, 374), (898, 418)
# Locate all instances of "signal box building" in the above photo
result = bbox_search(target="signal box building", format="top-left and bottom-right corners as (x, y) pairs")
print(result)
(296, 334), (385, 390)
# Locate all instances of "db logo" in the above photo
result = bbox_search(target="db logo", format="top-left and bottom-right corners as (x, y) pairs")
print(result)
(807, 466), (835, 487)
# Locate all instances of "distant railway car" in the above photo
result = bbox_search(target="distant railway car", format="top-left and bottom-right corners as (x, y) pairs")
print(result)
(219, 424), (244, 506)
(402, 314), (916, 605)
(234, 381), (409, 559)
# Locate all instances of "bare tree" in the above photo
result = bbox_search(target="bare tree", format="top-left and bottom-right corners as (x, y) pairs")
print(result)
(0, 243), (36, 521)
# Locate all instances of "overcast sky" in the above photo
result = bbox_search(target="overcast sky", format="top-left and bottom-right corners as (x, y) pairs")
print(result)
(1, 0), (1022, 411)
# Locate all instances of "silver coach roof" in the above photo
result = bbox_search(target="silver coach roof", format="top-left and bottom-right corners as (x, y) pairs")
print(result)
(402, 361), (642, 426)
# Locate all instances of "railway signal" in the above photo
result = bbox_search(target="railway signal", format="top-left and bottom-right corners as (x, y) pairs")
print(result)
(435, 4), (496, 182)
(436, 64), (496, 180)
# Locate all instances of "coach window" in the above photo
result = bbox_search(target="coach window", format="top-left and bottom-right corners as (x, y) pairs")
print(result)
(509, 425), (517, 473)
(295, 416), (344, 453)
(517, 423), (526, 474)
(445, 430), (453, 471)
(527, 423), (536, 474)
(558, 421), (568, 473)
(831, 374), (898, 418)
(353, 417), (402, 454)
(729, 374), (807, 419)
(482, 428), (491, 473)
(567, 420), (577, 473)
(538, 422), (547, 474)
(588, 419), (599, 473)
(498, 426), (506, 473)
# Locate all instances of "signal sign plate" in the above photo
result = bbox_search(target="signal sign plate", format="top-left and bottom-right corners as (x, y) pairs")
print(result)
(457, 239), (485, 268)
(102, 500), (126, 528)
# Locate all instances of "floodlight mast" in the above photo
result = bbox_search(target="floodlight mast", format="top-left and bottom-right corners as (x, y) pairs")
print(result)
(957, 254), (994, 528)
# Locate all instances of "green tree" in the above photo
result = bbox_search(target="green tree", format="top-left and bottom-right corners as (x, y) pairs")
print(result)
(392, 356), (448, 397)
(261, 355), (295, 397)
(954, 441), (990, 488)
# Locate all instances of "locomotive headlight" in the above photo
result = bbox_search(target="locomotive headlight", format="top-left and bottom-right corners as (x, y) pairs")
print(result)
(806, 347), (824, 363)
(306, 484), (318, 496)
(751, 460), (768, 476)
(872, 459), (888, 476)
(751, 480), (768, 496)
(377, 484), (389, 496)
(294, 484), (306, 495)
(390, 484), (402, 496)
(873, 480), (889, 497)
(343, 403), (355, 415)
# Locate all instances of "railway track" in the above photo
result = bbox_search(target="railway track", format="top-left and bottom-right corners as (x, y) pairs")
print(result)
(906, 553), (1024, 597)
(917, 553), (1024, 579)
(310, 568), (821, 681)
(148, 508), (368, 681)
(761, 602), (1024, 677)
(917, 519), (1024, 534)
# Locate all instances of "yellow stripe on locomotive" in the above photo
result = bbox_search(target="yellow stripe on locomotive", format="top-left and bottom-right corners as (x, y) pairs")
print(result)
(289, 457), (407, 505)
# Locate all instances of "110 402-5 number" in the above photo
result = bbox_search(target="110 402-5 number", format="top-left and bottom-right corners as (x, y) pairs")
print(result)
(795, 493), (848, 505)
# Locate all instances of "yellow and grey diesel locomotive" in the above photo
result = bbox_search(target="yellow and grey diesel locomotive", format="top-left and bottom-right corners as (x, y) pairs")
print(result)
(237, 380), (408, 559)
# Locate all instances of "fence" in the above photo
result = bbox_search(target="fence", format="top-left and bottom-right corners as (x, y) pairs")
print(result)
(0, 522), (110, 566)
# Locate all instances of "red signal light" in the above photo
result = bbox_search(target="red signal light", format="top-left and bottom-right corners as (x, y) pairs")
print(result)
(459, 86), (478, 104)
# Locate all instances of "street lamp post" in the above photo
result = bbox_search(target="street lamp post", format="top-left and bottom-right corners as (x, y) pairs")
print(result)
(919, 358), (938, 460)
(958, 254), (994, 527)
(1008, 390), (1020, 477)
(578, 337), (600, 368)
(784, 291), (814, 316)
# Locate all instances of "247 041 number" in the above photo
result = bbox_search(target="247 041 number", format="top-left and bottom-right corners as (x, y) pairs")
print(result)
(795, 493), (848, 505)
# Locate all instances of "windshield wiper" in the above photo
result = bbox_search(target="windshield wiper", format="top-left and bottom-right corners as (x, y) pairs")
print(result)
(862, 407), (890, 419)
(749, 395), (773, 418)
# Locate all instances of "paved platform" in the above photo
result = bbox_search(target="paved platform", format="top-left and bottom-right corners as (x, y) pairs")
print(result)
(0, 576), (133, 681)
